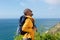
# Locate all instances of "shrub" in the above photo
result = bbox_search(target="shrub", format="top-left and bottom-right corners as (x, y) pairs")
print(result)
(14, 32), (60, 40)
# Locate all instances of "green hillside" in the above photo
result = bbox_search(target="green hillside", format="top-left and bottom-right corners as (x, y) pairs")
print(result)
(47, 23), (60, 34)
(14, 23), (60, 40)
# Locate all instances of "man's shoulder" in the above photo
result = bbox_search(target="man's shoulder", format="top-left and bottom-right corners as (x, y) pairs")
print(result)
(25, 18), (31, 21)
(21, 15), (25, 18)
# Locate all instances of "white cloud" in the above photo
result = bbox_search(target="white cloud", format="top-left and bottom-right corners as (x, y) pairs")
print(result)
(19, 0), (39, 7)
(45, 0), (60, 5)
(20, 2), (26, 6)
(29, 0), (39, 2)
(44, 0), (60, 12)
(23, 0), (40, 3)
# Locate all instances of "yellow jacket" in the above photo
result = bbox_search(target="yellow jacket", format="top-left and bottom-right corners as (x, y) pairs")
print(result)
(22, 16), (34, 40)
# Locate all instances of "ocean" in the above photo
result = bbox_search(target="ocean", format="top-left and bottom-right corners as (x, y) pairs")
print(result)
(0, 18), (60, 40)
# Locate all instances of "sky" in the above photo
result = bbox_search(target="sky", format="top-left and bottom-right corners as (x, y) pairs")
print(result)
(0, 0), (60, 19)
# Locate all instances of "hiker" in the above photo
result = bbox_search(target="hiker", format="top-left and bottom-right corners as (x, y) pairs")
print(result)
(22, 8), (37, 40)
(16, 8), (37, 40)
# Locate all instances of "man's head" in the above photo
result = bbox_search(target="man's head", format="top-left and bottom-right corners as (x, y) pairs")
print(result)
(24, 8), (33, 16)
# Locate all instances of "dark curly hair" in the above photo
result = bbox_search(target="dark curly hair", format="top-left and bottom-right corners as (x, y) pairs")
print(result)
(24, 8), (32, 15)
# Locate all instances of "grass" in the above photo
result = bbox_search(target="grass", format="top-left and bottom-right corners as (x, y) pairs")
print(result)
(14, 32), (60, 40)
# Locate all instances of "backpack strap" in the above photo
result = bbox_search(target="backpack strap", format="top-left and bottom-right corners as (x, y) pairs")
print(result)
(19, 15), (27, 26)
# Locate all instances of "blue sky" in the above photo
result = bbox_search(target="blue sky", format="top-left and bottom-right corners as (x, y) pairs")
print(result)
(0, 0), (60, 19)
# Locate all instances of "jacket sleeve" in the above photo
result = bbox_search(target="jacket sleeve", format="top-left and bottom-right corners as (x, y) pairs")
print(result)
(22, 18), (33, 33)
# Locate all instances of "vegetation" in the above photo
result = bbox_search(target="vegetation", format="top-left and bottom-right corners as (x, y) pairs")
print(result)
(14, 23), (60, 40)
(40, 32), (60, 40)
(14, 32), (40, 40)
(14, 32), (60, 40)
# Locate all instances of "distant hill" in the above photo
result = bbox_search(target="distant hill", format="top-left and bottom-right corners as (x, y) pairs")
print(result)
(46, 23), (60, 34)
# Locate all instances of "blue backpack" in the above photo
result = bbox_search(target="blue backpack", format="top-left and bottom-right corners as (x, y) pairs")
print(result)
(16, 15), (27, 35)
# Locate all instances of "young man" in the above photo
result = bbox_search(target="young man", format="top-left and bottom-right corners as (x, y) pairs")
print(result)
(22, 8), (37, 40)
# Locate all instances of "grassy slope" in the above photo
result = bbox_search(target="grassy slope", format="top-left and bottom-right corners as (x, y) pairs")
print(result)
(14, 32), (60, 40)
(14, 23), (60, 40)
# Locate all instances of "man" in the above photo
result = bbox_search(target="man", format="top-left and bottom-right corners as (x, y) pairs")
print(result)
(22, 8), (37, 40)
